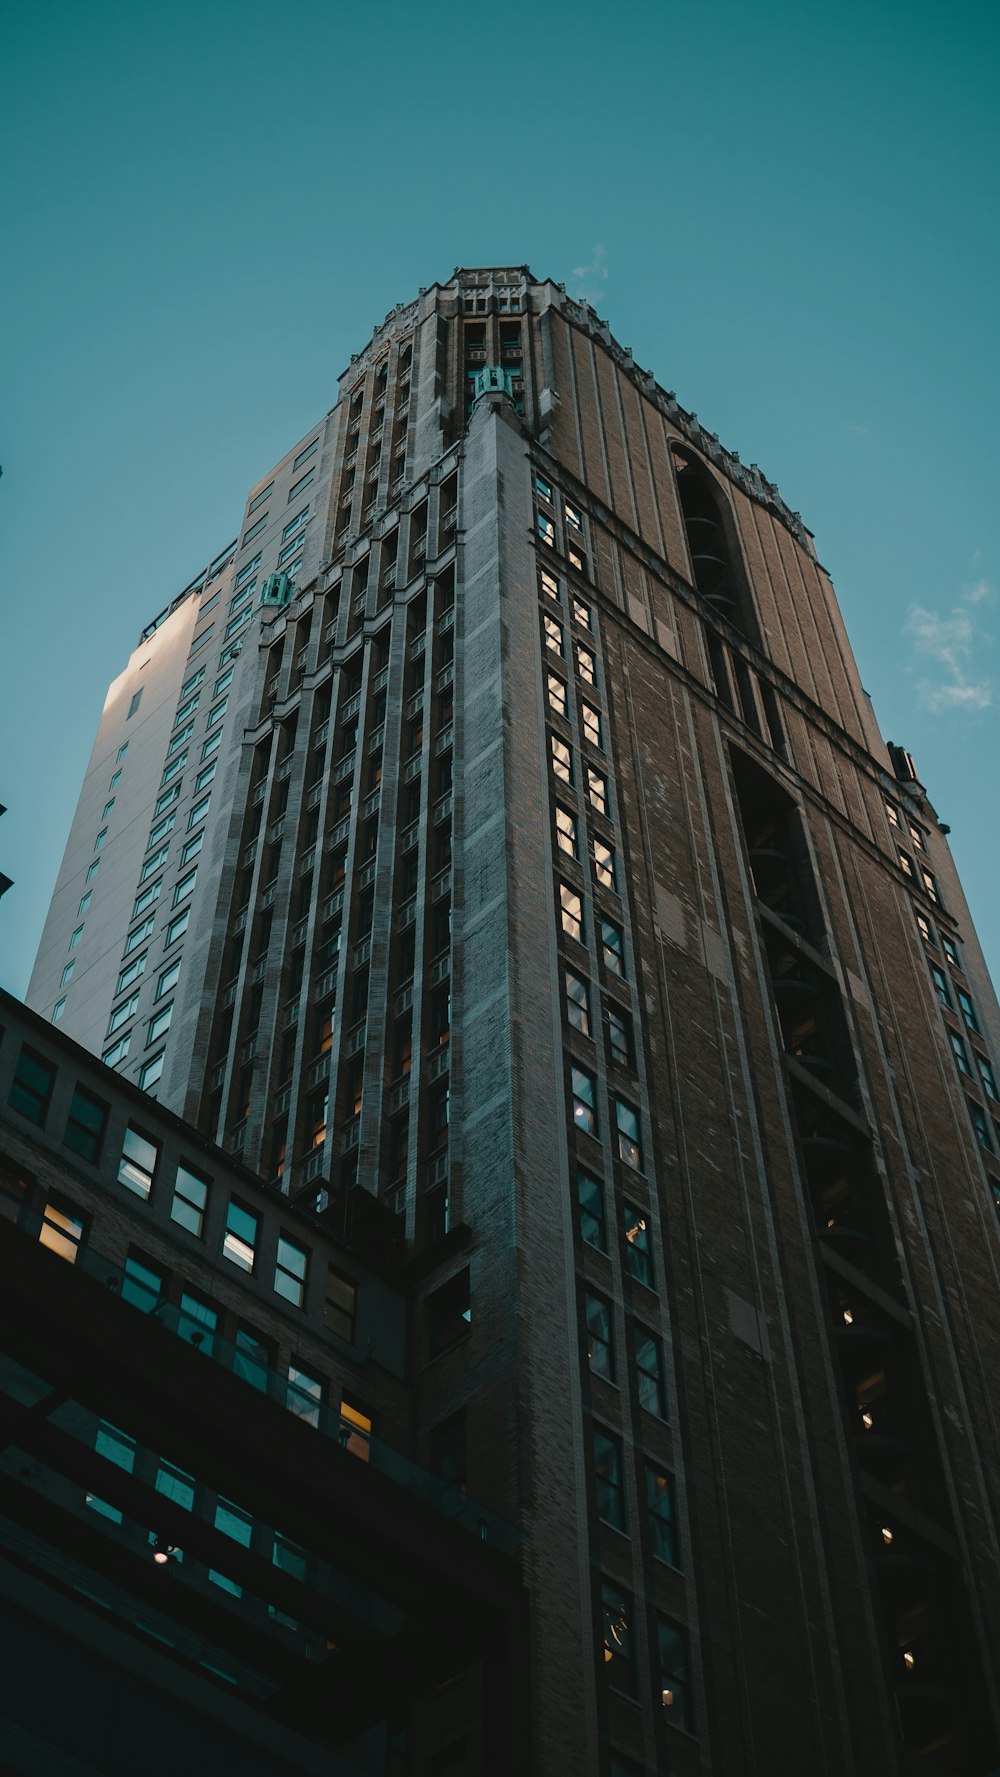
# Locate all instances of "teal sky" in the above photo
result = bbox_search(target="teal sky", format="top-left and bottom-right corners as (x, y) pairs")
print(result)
(2, 0), (998, 991)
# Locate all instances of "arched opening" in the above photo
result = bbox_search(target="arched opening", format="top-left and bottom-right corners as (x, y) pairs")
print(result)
(671, 446), (756, 639)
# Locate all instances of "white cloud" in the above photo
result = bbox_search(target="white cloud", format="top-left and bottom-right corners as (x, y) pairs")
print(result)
(905, 576), (995, 713)
(570, 245), (608, 307)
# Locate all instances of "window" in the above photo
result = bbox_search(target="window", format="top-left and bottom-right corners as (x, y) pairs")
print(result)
(140, 844), (169, 883)
(161, 750), (186, 784)
(69, 925), (84, 950)
(566, 969), (591, 1035)
(275, 1235), (308, 1307)
(148, 812), (176, 847)
(108, 768), (122, 790)
(593, 1428), (625, 1530)
(165, 909), (190, 946)
(909, 822), (926, 852)
(572, 599), (592, 635)
(577, 642), (596, 685)
(117, 740), (129, 761)
(234, 1324), (273, 1391)
(560, 882), (584, 942)
(139, 1051), (164, 1090)
(194, 760), (217, 793)
(547, 671), (568, 718)
(225, 607), (252, 639)
(122, 1251), (163, 1312)
(602, 919), (625, 977)
(608, 1005), (632, 1067)
(942, 934), (962, 969)
(635, 1327), (665, 1415)
(551, 735), (572, 783)
(223, 1197), (258, 1271)
(181, 665), (206, 698)
(325, 1267), (357, 1341)
(188, 792), (211, 830)
(578, 1169), (607, 1251)
(235, 552), (261, 586)
(118, 1125), (159, 1198)
(108, 992), (139, 1035)
(950, 1030), (973, 1077)
(248, 479), (274, 514)
(147, 1003), (173, 1044)
(616, 1099), (642, 1170)
(242, 512), (268, 545)
(427, 1268), (471, 1356)
(284, 503), (311, 539)
(87, 1421), (136, 1522)
(600, 1582), (636, 1696)
(898, 849), (914, 879)
(582, 703), (603, 748)
(594, 839), (616, 892)
(9, 1047), (55, 1124)
(287, 1362), (323, 1426)
(657, 1619), (692, 1729)
(587, 767), (608, 816)
(539, 566), (560, 601)
(155, 784), (181, 815)
(167, 722), (194, 757)
(174, 692), (200, 726)
(624, 1204), (653, 1284)
(535, 473), (552, 502)
(103, 1034), (130, 1068)
(61, 960), (76, 988)
(132, 880), (161, 919)
(201, 728), (222, 761)
(885, 800), (900, 829)
(931, 964), (952, 1007)
(288, 466), (316, 500)
(566, 502), (583, 533)
(85, 857), (100, 881)
(555, 805), (579, 860)
(154, 961), (179, 1002)
(977, 1055), (998, 1101)
(180, 832), (203, 866)
(40, 1196), (86, 1263)
(646, 1464), (677, 1564)
(51, 997), (66, 1022)
(127, 689), (143, 719)
(173, 867), (197, 906)
(172, 1162), (208, 1236)
(214, 666), (234, 697)
(207, 695), (228, 729)
(957, 987), (980, 1034)
(77, 891), (91, 916)
(970, 1100), (995, 1152)
(537, 511), (556, 546)
(124, 915), (155, 954)
(922, 869), (940, 904)
(571, 1065), (598, 1136)
(585, 1291), (614, 1380)
(543, 613), (564, 655)
(340, 1398), (372, 1460)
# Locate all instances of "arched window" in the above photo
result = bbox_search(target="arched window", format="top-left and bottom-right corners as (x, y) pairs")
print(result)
(671, 447), (755, 639)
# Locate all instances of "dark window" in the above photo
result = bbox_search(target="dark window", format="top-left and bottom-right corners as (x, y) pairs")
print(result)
(645, 1464), (678, 1565)
(977, 1055), (999, 1101)
(566, 969), (590, 1035)
(942, 934), (961, 969)
(615, 1098), (643, 1170)
(601, 918), (625, 977)
(275, 1235), (308, 1307)
(325, 1267), (357, 1341)
(64, 1084), (108, 1163)
(572, 1065), (597, 1136)
(957, 987), (981, 1034)
(430, 1409), (467, 1488)
(122, 1250), (164, 1312)
(635, 1326), (666, 1415)
(607, 1005), (633, 1068)
(930, 964), (952, 1007)
(178, 1291), (218, 1352)
(287, 1362), (324, 1425)
(657, 1618), (692, 1729)
(969, 1100), (995, 1154)
(118, 1124), (159, 1199)
(172, 1162), (208, 1236)
(234, 1324), (273, 1392)
(8, 1047), (55, 1125)
(127, 688), (143, 719)
(585, 1291), (615, 1380)
(593, 1427), (625, 1530)
(950, 1030), (973, 1077)
(600, 1581), (636, 1696)
(578, 1169), (607, 1252)
(427, 1268), (471, 1356)
(624, 1204), (653, 1286)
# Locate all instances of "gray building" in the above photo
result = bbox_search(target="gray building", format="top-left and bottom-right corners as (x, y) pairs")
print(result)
(26, 266), (1000, 1776)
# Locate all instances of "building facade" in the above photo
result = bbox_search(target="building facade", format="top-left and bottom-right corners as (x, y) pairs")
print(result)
(24, 266), (1000, 1775)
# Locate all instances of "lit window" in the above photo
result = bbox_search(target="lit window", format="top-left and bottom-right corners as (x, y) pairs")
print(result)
(608, 1005), (632, 1068)
(39, 1196), (86, 1263)
(543, 613), (564, 655)
(118, 1125), (159, 1198)
(339, 1398), (372, 1460)
(898, 850), (914, 879)
(582, 703), (603, 749)
(555, 804), (579, 860)
(551, 735), (572, 783)
(139, 1051), (164, 1090)
(275, 1235), (309, 1307)
(173, 867), (197, 906)
(8, 1047), (55, 1125)
(587, 767), (608, 816)
(930, 964), (951, 1006)
(568, 546), (586, 574)
(102, 1034), (130, 1068)
(547, 671), (568, 717)
(108, 992), (139, 1035)
(223, 1197), (258, 1272)
(539, 566), (560, 602)
(132, 879), (161, 918)
(537, 511), (556, 547)
(535, 473), (552, 503)
(576, 643), (596, 684)
(942, 934), (961, 969)
(560, 882), (584, 942)
(624, 1203), (652, 1285)
(52, 997), (66, 1022)
(566, 969), (591, 1035)
(646, 1465), (677, 1565)
(147, 1003), (172, 1045)
(565, 501), (583, 532)
(585, 1291), (614, 1379)
(635, 1327), (666, 1415)
(885, 801), (900, 829)
(287, 1362), (323, 1426)
(922, 869), (939, 903)
(600, 1582), (635, 1695)
(593, 1428), (625, 1530)
(594, 839), (616, 892)
(325, 1267), (357, 1341)
(172, 1162), (208, 1237)
(602, 919), (625, 977)
(657, 1619), (692, 1729)
(909, 822), (926, 852)
(950, 1030), (973, 1077)
(572, 1065), (597, 1136)
(124, 915), (155, 954)
(572, 595), (591, 629)
(578, 1168), (607, 1251)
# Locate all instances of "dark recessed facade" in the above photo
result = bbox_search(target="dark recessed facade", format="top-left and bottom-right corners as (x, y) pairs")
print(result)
(17, 265), (1000, 1775)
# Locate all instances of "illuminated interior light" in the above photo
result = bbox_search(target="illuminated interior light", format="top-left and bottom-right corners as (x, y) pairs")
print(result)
(903, 1649), (916, 1670)
(662, 1687), (675, 1708)
(842, 1306), (854, 1325)
(861, 1409), (874, 1430)
(881, 1525), (894, 1545)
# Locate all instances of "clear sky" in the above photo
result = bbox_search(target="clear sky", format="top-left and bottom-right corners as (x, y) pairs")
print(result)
(2, 0), (998, 993)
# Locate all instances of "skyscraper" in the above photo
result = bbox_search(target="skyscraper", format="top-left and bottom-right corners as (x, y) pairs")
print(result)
(25, 266), (1000, 1775)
